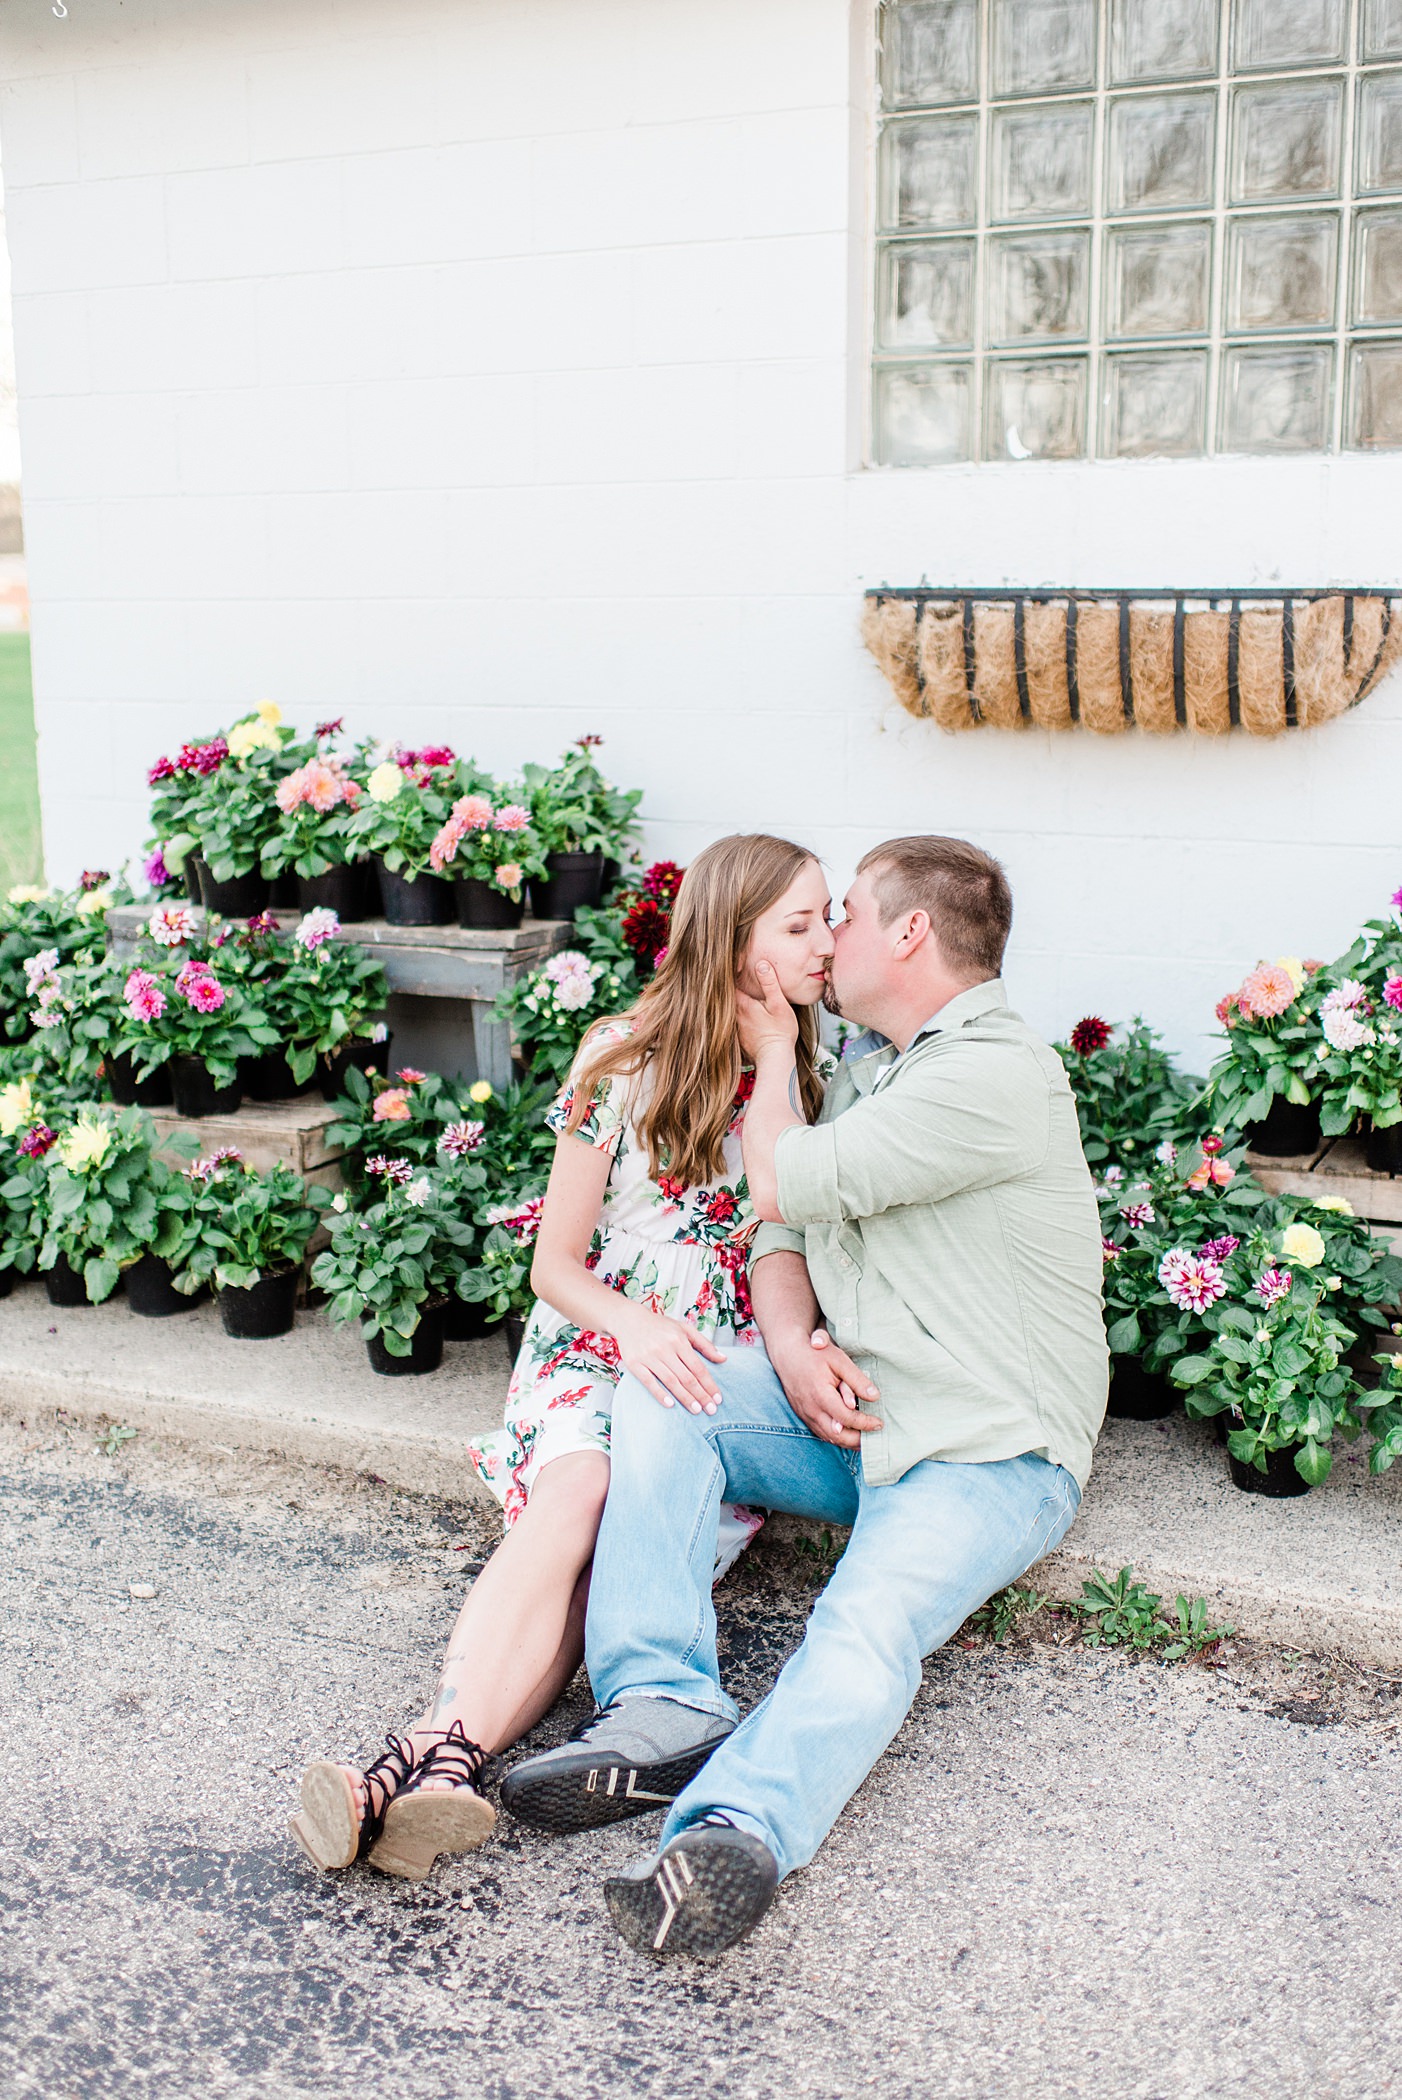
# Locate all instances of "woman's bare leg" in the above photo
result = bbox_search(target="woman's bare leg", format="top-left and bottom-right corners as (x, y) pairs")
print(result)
(412, 1451), (608, 1757)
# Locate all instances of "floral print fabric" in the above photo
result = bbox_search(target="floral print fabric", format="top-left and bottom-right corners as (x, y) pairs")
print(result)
(467, 1027), (766, 1531)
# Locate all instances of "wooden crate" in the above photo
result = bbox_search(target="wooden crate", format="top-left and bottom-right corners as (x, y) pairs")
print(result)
(1246, 1139), (1402, 1256)
(146, 1095), (346, 1194)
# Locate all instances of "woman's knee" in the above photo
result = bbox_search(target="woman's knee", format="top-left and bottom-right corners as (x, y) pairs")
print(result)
(527, 1451), (611, 1532)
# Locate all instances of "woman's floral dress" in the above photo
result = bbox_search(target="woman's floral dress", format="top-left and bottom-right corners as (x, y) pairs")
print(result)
(466, 1029), (773, 1569)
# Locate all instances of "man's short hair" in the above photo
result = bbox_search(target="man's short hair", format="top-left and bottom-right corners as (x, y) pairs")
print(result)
(856, 836), (1012, 980)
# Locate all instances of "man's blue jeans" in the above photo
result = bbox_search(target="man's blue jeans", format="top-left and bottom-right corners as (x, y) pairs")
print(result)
(585, 1344), (1081, 1880)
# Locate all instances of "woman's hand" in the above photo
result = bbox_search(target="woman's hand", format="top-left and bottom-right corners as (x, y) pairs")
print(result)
(615, 1305), (728, 1415)
(736, 958), (799, 1063)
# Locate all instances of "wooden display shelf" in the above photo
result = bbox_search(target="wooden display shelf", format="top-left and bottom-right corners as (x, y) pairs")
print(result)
(146, 1094), (346, 1194)
(106, 905), (573, 1088)
(1246, 1139), (1402, 1254)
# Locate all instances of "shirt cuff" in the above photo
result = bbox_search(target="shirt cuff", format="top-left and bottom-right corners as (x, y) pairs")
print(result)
(773, 1122), (842, 1226)
(751, 1221), (808, 1264)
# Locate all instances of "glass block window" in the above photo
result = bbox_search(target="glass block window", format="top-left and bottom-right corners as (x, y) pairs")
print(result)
(873, 0), (1402, 462)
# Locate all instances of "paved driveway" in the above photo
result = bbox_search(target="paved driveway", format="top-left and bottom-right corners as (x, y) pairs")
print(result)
(3, 1420), (1399, 2099)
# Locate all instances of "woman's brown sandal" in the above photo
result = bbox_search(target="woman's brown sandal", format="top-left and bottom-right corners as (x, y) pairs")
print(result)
(290, 1731), (420, 1872)
(367, 1721), (497, 1881)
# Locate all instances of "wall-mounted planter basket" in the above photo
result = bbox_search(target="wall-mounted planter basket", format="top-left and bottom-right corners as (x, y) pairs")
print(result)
(862, 589), (1402, 736)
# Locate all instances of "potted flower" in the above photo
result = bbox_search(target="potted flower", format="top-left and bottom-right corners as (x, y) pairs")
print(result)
(145, 739), (227, 901)
(521, 737), (642, 919)
(457, 1192), (545, 1362)
(1206, 956), (1328, 1156)
(161, 705), (293, 914)
(495, 945), (630, 1083)
(28, 1106), (179, 1307)
(117, 915), (278, 1117)
(429, 790), (546, 930)
(1170, 1232), (1365, 1495)
(183, 1151), (328, 1337)
(1056, 1015), (1200, 1169)
(323, 1065), (466, 1186)
(220, 909), (390, 1099)
(1310, 897), (1402, 1171)
(345, 745), (461, 924)
(0, 882), (108, 1045)
(265, 722), (370, 916)
(312, 1159), (477, 1373)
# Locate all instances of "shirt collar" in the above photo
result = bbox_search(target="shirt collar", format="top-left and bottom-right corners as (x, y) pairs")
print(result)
(839, 979), (1008, 1068)
(905, 978), (1008, 1051)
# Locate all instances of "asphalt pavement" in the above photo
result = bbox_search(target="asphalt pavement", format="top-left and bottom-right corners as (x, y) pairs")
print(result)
(4, 1416), (1401, 2100)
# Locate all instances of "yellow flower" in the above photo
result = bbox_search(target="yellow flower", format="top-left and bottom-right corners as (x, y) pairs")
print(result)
(227, 717), (282, 760)
(1280, 1221), (1326, 1268)
(367, 762), (404, 804)
(256, 700), (283, 727)
(76, 887), (112, 917)
(57, 1115), (113, 1173)
(1275, 955), (1307, 993)
(0, 1078), (34, 1136)
(7, 884), (49, 904)
(468, 1080), (493, 1104)
(1311, 1196), (1353, 1215)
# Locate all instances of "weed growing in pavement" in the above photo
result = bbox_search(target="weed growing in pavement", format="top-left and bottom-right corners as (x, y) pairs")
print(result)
(964, 1566), (1233, 1661)
(792, 1528), (845, 1577)
(95, 1422), (138, 1458)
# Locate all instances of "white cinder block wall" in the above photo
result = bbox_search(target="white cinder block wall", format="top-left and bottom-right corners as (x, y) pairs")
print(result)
(4, 0), (1402, 1068)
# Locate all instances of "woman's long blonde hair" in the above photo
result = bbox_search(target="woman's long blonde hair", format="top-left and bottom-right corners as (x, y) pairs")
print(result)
(567, 833), (826, 1187)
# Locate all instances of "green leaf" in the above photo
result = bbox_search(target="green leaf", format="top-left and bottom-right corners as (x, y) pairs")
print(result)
(1106, 1314), (1142, 1355)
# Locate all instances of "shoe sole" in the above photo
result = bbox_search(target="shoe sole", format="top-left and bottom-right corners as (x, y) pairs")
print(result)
(500, 1742), (723, 1834)
(367, 1789), (498, 1881)
(604, 1838), (776, 1958)
(291, 1763), (361, 1871)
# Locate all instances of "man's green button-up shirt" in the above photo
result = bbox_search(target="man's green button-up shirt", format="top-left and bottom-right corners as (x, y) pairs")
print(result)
(752, 980), (1108, 1490)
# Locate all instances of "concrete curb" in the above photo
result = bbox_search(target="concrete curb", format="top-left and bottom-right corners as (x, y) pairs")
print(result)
(4, 1284), (1402, 1666)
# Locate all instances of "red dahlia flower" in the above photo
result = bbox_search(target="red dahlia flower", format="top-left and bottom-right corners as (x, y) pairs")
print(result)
(622, 898), (670, 969)
(641, 861), (685, 906)
(1069, 1016), (1112, 1055)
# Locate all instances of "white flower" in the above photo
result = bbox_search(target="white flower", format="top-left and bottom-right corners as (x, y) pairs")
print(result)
(367, 762), (403, 803)
(148, 903), (197, 947)
(553, 970), (597, 1012)
(7, 884), (49, 904)
(1154, 1140), (1177, 1164)
(1321, 980), (1374, 1054)
(23, 948), (60, 995)
(402, 1178), (430, 1207)
(295, 907), (340, 951)
(331, 1192), (347, 1213)
(1102, 1165), (1125, 1186)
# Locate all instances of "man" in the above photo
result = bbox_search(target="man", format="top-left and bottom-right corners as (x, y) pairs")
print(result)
(503, 836), (1108, 1958)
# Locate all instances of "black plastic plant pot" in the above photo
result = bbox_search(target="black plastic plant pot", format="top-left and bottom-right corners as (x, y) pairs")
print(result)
(529, 851), (606, 922)
(125, 1252), (200, 1318)
(0, 1265), (13, 1300)
(367, 1304), (445, 1376)
(243, 1049), (315, 1102)
(374, 860), (455, 927)
(442, 1292), (499, 1342)
(1245, 1096), (1322, 1158)
(169, 1055), (242, 1119)
(183, 861), (203, 904)
(1106, 1355), (1177, 1421)
(1365, 1120), (1402, 1176)
(454, 877), (524, 931)
(197, 864), (271, 917)
(504, 1311), (526, 1363)
(1226, 1445), (1313, 1498)
(218, 1267), (299, 1339)
(106, 1052), (173, 1109)
(320, 1032), (393, 1097)
(270, 869), (300, 908)
(297, 863), (364, 918)
(46, 1253), (92, 1307)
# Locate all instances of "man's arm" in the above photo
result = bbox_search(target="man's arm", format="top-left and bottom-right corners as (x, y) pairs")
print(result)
(750, 1251), (882, 1450)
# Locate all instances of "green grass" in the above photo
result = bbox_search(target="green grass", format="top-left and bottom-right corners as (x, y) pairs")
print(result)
(0, 634), (41, 891)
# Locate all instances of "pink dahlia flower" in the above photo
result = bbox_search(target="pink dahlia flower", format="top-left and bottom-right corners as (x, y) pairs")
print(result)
(1321, 980), (1374, 1053)
(366, 1155), (413, 1184)
(143, 848), (171, 891)
(1254, 1266), (1293, 1307)
(455, 794), (494, 830)
(277, 758), (351, 815)
(495, 862), (522, 891)
(123, 969), (167, 1023)
(372, 1088), (412, 1122)
(1384, 974), (1402, 1012)
(397, 1067), (427, 1085)
(295, 907), (340, 951)
(1237, 962), (1296, 1019)
(1158, 1249), (1226, 1314)
(1100, 1237), (1121, 1264)
(493, 804), (530, 833)
(441, 1120), (485, 1157)
(19, 1123), (56, 1158)
(176, 961), (226, 1012)
(1199, 1235), (1240, 1262)
(1119, 1200), (1155, 1228)
(147, 755), (176, 785)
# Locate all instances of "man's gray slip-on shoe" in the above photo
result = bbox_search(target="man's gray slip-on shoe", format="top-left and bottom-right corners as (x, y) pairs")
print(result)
(500, 1698), (734, 1833)
(604, 1819), (779, 1958)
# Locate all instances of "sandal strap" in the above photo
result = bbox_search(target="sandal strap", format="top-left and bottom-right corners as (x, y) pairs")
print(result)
(399, 1719), (491, 1797)
(355, 1731), (418, 1854)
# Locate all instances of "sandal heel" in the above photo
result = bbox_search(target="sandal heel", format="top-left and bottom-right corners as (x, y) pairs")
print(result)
(369, 1791), (497, 1879)
(293, 1763), (363, 1871)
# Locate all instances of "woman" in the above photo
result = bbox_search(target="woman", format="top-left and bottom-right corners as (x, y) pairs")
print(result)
(292, 833), (835, 1882)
